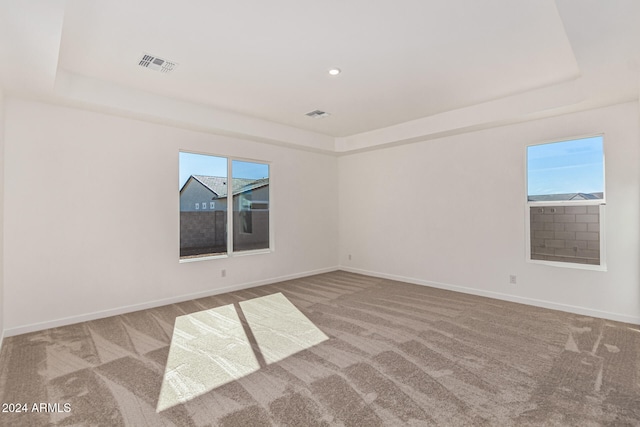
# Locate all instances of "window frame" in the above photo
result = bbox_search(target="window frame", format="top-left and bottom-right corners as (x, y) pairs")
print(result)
(179, 151), (272, 263)
(524, 134), (606, 271)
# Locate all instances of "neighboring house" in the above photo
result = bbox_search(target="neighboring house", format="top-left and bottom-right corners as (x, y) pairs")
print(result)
(179, 175), (270, 255)
(527, 192), (604, 202)
(179, 175), (269, 212)
(230, 177), (270, 212)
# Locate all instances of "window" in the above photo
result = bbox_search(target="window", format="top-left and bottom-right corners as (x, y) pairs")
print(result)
(179, 152), (270, 260)
(526, 136), (605, 268)
(232, 160), (270, 251)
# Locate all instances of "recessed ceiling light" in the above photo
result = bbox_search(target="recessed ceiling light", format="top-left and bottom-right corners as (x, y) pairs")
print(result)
(328, 68), (341, 76)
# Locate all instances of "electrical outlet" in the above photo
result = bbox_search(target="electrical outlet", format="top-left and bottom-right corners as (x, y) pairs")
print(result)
(509, 275), (517, 284)
(221, 269), (226, 278)
(348, 254), (352, 261)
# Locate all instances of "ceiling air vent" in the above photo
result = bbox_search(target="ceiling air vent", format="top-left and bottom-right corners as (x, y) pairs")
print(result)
(305, 109), (330, 119)
(138, 53), (178, 73)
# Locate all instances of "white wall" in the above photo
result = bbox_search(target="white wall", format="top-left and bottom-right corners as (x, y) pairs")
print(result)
(4, 98), (638, 334)
(3, 98), (339, 334)
(339, 102), (640, 324)
(0, 90), (5, 346)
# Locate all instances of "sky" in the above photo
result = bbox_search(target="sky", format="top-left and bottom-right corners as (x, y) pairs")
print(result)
(180, 138), (601, 196)
(179, 152), (269, 189)
(527, 136), (604, 196)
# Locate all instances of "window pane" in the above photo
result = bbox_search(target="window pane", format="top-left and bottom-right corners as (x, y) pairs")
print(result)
(526, 136), (604, 267)
(527, 136), (603, 201)
(232, 160), (269, 252)
(179, 152), (228, 259)
(529, 205), (601, 265)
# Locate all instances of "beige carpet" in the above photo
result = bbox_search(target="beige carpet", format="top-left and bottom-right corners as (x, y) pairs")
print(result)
(156, 293), (328, 412)
(0, 271), (638, 426)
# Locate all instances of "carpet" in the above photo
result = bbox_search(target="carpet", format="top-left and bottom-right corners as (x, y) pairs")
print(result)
(0, 271), (638, 426)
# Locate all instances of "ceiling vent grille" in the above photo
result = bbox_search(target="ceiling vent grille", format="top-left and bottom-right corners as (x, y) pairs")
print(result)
(138, 53), (178, 73)
(305, 109), (330, 119)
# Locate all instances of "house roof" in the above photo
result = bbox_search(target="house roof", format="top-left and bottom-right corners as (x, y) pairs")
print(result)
(237, 178), (270, 194)
(528, 192), (604, 202)
(184, 175), (268, 198)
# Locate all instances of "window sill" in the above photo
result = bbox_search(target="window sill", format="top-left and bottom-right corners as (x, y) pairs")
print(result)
(232, 248), (273, 257)
(179, 254), (228, 263)
(179, 248), (272, 263)
(527, 258), (607, 272)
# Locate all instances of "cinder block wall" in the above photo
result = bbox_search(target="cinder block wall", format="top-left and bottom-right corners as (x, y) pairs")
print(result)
(180, 211), (227, 255)
(530, 205), (600, 265)
(233, 211), (269, 251)
(180, 211), (269, 256)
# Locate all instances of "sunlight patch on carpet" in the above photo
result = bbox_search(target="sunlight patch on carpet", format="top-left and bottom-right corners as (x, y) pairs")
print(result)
(156, 293), (328, 412)
(239, 293), (329, 364)
(156, 304), (259, 412)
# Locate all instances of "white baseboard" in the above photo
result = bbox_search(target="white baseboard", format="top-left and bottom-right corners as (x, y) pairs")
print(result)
(340, 266), (640, 325)
(7, 264), (637, 337)
(4, 266), (339, 337)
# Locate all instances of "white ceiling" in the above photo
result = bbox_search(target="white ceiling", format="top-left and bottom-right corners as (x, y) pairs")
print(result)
(1, 0), (639, 152)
